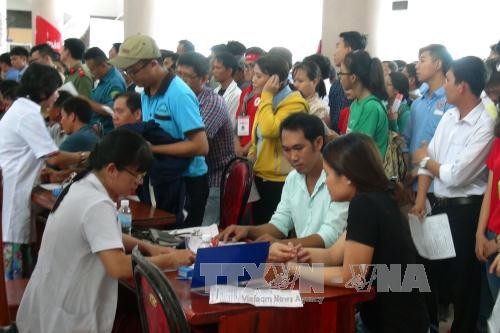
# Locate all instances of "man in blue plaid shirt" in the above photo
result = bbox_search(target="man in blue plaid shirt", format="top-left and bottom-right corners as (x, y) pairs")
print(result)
(177, 52), (236, 226)
(329, 31), (367, 133)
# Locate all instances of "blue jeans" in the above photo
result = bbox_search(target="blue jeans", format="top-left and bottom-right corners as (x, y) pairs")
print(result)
(355, 312), (371, 333)
(486, 230), (500, 300)
(202, 187), (220, 226)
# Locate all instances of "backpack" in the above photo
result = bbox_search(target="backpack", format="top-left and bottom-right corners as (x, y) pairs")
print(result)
(383, 130), (407, 182)
(353, 95), (407, 183)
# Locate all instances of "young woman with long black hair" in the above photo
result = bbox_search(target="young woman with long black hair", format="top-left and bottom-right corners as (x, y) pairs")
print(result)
(270, 133), (429, 333)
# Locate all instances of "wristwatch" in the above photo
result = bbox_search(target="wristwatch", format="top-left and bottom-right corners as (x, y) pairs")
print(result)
(419, 156), (431, 169)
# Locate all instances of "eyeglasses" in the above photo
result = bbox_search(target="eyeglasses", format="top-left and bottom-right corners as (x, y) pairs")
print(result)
(337, 72), (352, 76)
(123, 167), (147, 183)
(175, 70), (198, 80)
(124, 60), (151, 77)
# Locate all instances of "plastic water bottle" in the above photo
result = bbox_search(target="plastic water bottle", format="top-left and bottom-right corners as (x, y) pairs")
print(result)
(118, 199), (132, 235)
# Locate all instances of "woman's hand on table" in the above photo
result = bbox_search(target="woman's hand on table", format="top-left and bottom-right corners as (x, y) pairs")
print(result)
(144, 242), (176, 256)
(269, 242), (312, 264)
(170, 249), (196, 268)
(295, 245), (312, 264)
(268, 242), (296, 262)
(155, 249), (195, 270)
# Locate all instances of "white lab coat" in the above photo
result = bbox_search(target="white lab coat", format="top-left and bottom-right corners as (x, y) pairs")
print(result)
(214, 80), (241, 128)
(0, 98), (58, 243)
(16, 173), (124, 333)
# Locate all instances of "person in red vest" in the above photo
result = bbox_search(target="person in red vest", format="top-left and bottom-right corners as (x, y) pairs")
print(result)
(234, 47), (266, 156)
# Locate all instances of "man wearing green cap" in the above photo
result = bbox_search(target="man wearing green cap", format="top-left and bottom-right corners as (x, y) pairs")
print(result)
(110, 34), (209, 228)
(61, 38), (93, 98)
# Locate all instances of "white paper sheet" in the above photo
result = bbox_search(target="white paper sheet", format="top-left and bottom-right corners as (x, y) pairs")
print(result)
(169, 223), (219, 237)
(408, 213), (456, 260)
(58, 81), (78, 96)
(209, 284), (303, 308)
(101, 105), (114, 116)
(168, 224), (219, 253)
(219, 241), (247, 246)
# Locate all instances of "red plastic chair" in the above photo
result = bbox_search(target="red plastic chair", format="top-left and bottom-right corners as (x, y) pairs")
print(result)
(219, 157), (253, 228)
(131, 246), (189, 333)
(0, 169), (28, 330)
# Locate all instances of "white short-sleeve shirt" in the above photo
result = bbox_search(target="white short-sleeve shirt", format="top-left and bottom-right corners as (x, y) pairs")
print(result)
(0, 98), (58, 243)
(16, 173), (124, 333)
(214, 80), (242, 128)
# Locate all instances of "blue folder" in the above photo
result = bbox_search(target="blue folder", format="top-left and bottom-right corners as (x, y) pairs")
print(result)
(191, 242), (270, 291)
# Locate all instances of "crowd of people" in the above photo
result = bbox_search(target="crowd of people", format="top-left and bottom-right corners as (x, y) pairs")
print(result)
(0, 31), (499, 332)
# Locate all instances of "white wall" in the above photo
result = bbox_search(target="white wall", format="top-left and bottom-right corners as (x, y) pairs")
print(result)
(7, 0), (122, 17)
(8, 0), (323, 62)
(8, 0), (498, 64)
(150, 0), (323, 62)
(373, 0), (499, 62)
(89, 17), (123, 55)
(6, 0), (30, 11)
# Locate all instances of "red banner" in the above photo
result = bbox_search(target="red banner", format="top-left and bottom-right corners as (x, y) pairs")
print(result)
(35, 16), (62, 52)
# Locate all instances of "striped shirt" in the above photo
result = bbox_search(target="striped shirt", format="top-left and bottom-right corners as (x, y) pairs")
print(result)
(198, 86), (235, 187)
(328, 80), (351, 133)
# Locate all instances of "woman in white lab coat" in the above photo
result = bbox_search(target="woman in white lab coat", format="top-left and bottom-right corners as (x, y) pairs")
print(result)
(16, 129), (194, 333)
(0, 63), (89, 280)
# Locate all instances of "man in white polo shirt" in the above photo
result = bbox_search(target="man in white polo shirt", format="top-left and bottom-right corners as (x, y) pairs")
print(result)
(411, 56), (494, 332)
(217, 113), (348, 248)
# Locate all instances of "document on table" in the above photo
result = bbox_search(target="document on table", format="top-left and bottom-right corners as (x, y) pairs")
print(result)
(169, 223), (219, 237)
(408, 213), (456, 260)
(209, 285), (303, 308)
(168, 224), (219, 253)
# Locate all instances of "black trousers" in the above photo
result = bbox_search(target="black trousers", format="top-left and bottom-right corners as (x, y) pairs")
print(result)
(252, 176), (285, 225)
(423, 197), (482, 333)
(184, 174), (209, 228)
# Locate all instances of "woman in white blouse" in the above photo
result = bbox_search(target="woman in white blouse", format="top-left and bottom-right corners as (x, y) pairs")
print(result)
(0, 63), (90, 280)
(17, 129), (194, 333)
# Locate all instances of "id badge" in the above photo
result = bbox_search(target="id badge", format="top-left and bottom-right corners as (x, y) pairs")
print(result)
(237, 116), (250, 136)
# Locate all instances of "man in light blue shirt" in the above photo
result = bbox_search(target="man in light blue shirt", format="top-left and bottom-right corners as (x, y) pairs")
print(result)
(403, 44), (453, 192)
(84, 47), (126, 135)
(110, 34), (209, 228)
(0, 53), (19, 81)
(9, 46), (29, 82)
(217, 113), (348, 248)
